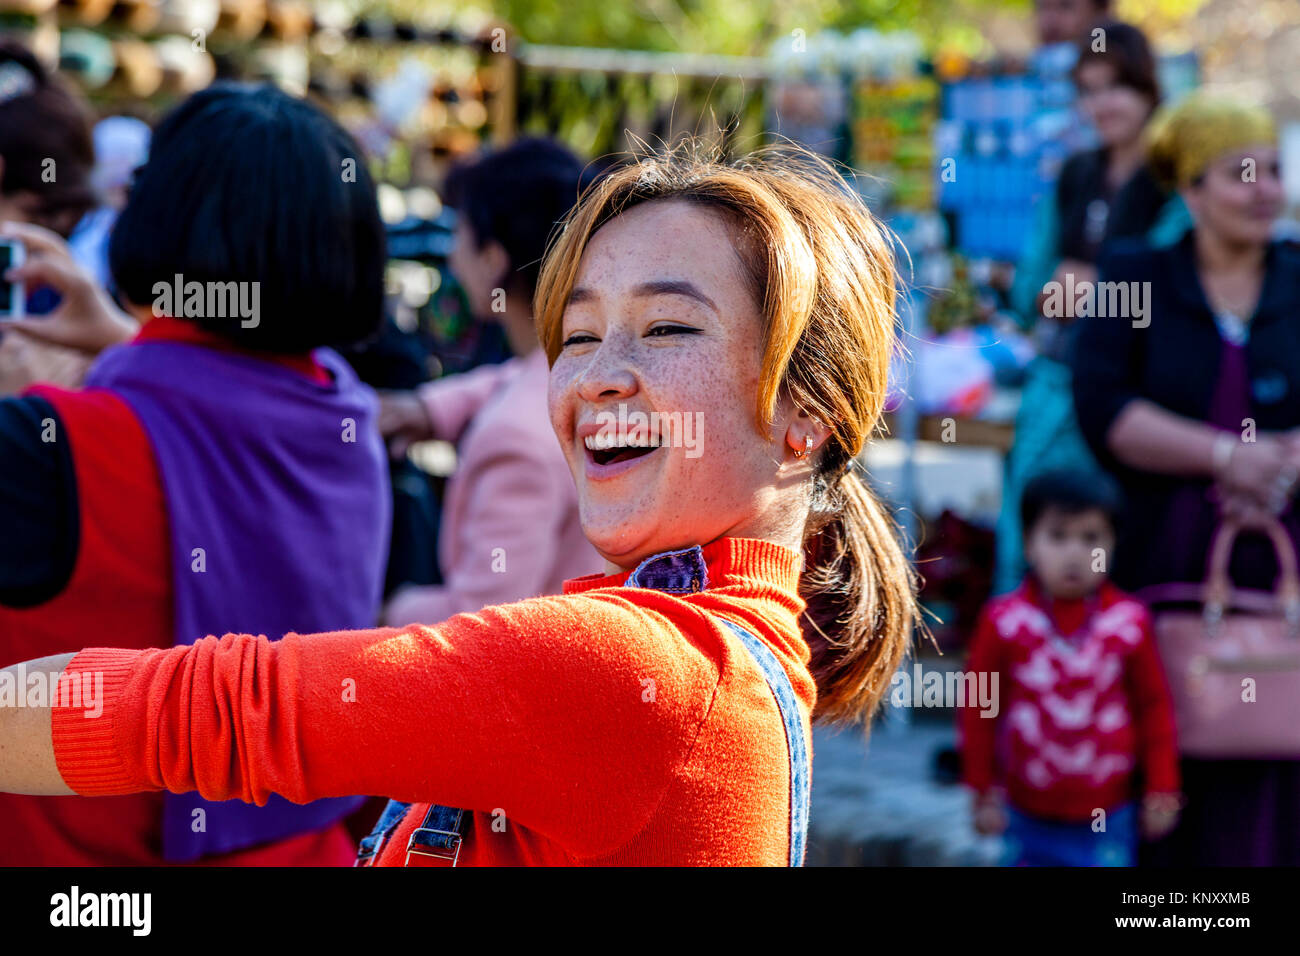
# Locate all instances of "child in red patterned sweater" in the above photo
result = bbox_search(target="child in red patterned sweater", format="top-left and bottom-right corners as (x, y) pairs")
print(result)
(961, 469), (1182, 866)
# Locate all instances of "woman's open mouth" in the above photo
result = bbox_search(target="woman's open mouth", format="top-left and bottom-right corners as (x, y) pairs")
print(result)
(582, 433), (663, 477)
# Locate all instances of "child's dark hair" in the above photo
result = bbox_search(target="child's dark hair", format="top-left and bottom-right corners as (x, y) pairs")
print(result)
(1021, 469), (1124, 538)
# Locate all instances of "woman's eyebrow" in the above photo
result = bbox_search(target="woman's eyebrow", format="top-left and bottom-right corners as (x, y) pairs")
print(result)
(566, 280), (719, 315)
(631, 279), (719, 314)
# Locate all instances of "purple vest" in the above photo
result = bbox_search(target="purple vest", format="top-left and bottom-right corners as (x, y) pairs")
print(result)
(86, 339), (390, 861)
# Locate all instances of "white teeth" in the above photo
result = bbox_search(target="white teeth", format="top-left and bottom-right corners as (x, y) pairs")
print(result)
(583, 434), (661, 451)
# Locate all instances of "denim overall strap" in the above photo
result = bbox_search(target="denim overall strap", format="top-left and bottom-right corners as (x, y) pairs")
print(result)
(712, 615), (810, 867)
(353, 799), (412, 867)
(627, 544), (809, 866)
(404, 803), (465, 865)
(354, 799), (466, 867)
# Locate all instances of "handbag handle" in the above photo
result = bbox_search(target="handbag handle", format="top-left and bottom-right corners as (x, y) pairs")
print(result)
(1203, 517), (1300, 630)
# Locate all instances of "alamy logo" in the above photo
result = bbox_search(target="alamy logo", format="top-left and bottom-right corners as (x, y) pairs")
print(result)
(889, 663), (999, 717)
(592, 403), (704, 459)
(50, 886), (151, 936)
(152, 273), (260, 328)
(1041, 274), (1150, 328)
(0, 665), (102, 718)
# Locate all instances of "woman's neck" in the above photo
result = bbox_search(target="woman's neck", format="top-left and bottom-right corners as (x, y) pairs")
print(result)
(599, 508), (809, 578)
(1195, 227), (1267, 319)
(1105, 138), (1146, 189)
(1195, 227), (1267, 278)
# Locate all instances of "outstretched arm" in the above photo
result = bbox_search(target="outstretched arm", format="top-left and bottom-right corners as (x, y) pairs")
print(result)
(0, 594), (720, 858)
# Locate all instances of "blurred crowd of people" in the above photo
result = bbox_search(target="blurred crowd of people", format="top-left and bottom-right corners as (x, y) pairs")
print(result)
(970, 0), (1300, 868)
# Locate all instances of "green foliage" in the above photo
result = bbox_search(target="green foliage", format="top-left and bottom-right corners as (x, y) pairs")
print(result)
(493, 0), (1032, 56)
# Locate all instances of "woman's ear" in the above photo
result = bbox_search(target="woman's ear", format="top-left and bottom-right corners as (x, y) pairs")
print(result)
(784, 408), (833, 460)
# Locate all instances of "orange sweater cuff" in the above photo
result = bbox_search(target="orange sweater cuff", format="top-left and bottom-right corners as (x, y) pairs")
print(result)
(51, 647), (147, 796)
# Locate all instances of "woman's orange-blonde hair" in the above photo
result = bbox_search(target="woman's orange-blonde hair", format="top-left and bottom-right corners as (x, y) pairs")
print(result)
(534, 140), (920, 727)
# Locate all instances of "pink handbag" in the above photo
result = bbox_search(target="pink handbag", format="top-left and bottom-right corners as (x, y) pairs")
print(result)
(1140, 517), (1300, 759)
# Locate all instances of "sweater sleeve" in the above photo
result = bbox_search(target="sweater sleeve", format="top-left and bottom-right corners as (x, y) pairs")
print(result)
(415, 358), (518, 444)
(1124, 610), (1181, 795)
(382, 421), (567, 626)
(959, 607), (1003, 794)
(51, 592), (720, 858)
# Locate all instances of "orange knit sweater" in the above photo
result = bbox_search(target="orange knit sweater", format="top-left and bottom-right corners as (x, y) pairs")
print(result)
(52, 537), (815, 865)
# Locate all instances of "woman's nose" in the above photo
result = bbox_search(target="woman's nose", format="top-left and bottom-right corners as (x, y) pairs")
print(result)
(1259, 174), (1286, 202)
(575, 340), (639, 403)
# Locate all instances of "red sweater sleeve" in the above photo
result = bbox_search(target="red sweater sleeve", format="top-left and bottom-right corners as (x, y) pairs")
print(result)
(959, 606), (1003, 794)
(51, 592), (723, 859)
(1124, 610), (1181, 795)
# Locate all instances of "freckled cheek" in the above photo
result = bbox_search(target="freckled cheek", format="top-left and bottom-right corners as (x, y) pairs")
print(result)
(647, 352), (762, 475)
(547, 367), (579, 436)
(641, 350), (729, 408)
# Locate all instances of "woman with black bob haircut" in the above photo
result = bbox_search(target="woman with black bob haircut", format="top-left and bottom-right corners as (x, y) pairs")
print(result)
(109, 81), (386, 352)
(0, 83), (391, 866)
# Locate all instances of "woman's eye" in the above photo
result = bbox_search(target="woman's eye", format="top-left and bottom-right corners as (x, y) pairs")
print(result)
(647, 324), (698, 337)
(562, 333), (598, 347)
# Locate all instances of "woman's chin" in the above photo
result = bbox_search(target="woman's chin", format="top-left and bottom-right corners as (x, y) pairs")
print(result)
(581, 519), (649, 566)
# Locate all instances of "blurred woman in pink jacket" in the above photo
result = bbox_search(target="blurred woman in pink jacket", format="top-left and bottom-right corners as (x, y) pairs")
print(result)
(379, 139), (603, 624)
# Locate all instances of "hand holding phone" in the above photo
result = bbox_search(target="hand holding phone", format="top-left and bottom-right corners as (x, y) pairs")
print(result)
(0, 237), (25, 319)
(0, 221), (137, 352)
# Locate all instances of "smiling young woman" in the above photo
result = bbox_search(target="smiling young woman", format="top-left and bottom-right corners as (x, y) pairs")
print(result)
(0, 140), (920, 866)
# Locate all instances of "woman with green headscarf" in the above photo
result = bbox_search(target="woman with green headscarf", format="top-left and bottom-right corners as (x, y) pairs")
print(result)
(1072, 93), (1300, 866)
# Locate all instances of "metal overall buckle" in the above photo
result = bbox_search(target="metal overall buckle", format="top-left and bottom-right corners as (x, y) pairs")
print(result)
(353, 835), (384, 867)
(405, 828), (463, 866)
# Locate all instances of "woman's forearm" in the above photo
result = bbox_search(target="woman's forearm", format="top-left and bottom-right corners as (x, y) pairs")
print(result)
(1106, 399), (1222, 477)
(0, 653), (77, 795)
